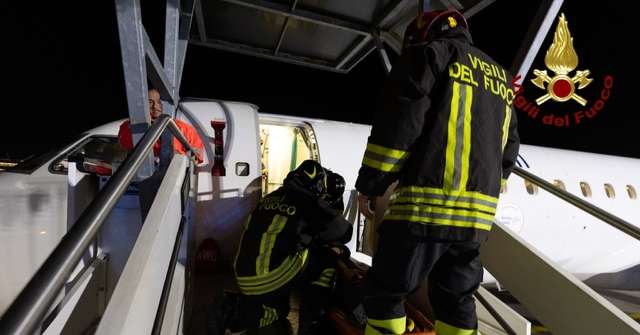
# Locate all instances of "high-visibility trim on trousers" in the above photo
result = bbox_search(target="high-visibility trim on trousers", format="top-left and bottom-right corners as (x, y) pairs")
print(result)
(310, 268), (335, 288)
(391, 186), (498, 215)
(259, 305), (279, 328)
(435, 320), (477, 335)
(365, 316), (406, 335)
(362, 143), (410, 173)
(385, 204), (494, 231)
(236, 249), (309, 295)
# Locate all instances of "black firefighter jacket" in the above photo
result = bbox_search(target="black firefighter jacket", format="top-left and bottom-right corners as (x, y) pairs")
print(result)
(356, 27), (520, 242)
(234, 183), (352, 296)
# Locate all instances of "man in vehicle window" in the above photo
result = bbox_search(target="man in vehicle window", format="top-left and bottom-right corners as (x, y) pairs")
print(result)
(234, 160), (352, 334)
(118, 87), (204, 163)
(355, 9), (519, 335)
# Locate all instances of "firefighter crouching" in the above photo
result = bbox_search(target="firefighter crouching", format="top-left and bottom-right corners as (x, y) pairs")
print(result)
(356, 10), (520, 335)
(234, 160), (353, 334)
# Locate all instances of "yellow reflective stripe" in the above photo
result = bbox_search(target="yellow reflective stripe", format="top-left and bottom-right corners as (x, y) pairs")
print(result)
(502, 104), (512, 151)
(233, 214), (252, 274)
(384, 215), (492, 230)
(365, 324), (386, 335)
(366, 143), (409, 159)
(393, 196), (496, 214)
(270, 307), (278, 325)
(387, 204), (495, 229)
(531, 325), (549, 334)
(396, 186), (498, 204)
(310, 268), (336, 288)
(256, 215), (288, 275)
(501, 178), (507, 188)
(435, 320), (477, 335)
(363, 156), (402, 172)
(444, 81), (461, 190)
(259, 305), (279, 328)
(310, 279), (331, 288)
(384, 205), (493, 230)
(367, 316), (406, 334)
(238, 249), (307, 285)
(459, 84), (473, 191)
(389, 204), (496, 221)
(237, 250), (309, 295)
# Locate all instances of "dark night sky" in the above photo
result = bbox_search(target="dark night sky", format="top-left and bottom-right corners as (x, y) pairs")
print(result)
(2, 1), (638, 161)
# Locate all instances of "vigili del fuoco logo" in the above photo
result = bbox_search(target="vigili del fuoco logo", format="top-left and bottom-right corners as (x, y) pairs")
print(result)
(513, 13), (614, 127)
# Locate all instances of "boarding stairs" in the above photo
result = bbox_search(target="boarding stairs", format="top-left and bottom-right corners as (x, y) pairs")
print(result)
(1, 112), (639, 334)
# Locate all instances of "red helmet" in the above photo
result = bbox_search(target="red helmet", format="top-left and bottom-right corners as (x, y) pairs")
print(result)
(403, 9), (468, 49)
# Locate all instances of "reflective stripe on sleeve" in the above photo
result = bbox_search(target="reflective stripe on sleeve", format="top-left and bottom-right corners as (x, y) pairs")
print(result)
(362, 143), (410, 173)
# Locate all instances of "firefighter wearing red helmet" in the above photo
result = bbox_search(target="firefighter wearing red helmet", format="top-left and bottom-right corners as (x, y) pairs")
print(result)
(356, 9), (519, 335)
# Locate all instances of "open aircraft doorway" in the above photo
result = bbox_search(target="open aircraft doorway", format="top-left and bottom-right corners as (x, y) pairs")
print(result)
(259, 122), (320, 195)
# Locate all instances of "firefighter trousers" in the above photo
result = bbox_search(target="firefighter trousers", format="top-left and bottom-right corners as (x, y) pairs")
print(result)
(363, 223), (483, 335)
(238, 246), (340, 334)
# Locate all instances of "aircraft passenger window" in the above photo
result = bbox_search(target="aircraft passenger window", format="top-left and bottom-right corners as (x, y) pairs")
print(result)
(259, 123), (320, 195)
(553, 180), (566, 191)
(524, 180), (538, 195)
(627, 185), (637, 199)
(50, 136), (127, 175)
(604, 183), (616, 199)
(580, 182), (592, 198)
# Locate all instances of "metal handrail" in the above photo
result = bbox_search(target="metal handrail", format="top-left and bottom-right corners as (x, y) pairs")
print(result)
(0, 115), (196, 335)
(513, 166), (640, 241)
(152, 216), (186, 335)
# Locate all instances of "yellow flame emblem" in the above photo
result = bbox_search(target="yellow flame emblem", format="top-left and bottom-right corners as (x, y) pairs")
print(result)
(531, 13), (593, 106)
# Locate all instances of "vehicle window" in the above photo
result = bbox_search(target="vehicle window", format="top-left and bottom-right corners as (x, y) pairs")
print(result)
(627, 185), (637, 200)
(525, 180), (538, 195)
(553, 179), (566, 191)
(604, 183), (616, 199)
(50, 136), (128, 174)
(580, 182), (592, 198)
(2, 135), (85, 174)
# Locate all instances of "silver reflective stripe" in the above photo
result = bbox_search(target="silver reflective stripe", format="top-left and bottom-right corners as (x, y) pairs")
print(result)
(394, 191), (498, 209)
(452, 84), (467, 190)
(364, 150), (405, 165)
(387, 209), (495, 226)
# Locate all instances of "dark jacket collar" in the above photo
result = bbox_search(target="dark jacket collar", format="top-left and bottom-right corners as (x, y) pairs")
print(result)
(410, 27), (473, 48)
(437, 27), (473, 45)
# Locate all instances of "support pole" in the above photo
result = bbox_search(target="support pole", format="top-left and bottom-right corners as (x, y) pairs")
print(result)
(374, 32), (392, 74)
(161, 0), (182, 170)
(510, 0), (564, 82)
(115, 0), (155, 178)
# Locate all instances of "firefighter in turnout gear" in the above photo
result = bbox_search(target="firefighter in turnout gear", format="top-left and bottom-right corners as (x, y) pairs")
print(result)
(355, 9), (519, 335)
(234, 160), (352, 334)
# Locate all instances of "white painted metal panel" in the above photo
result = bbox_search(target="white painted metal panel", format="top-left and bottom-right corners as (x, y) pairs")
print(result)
(96, 155), (187, 335)
(179, 100), (261, 261)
